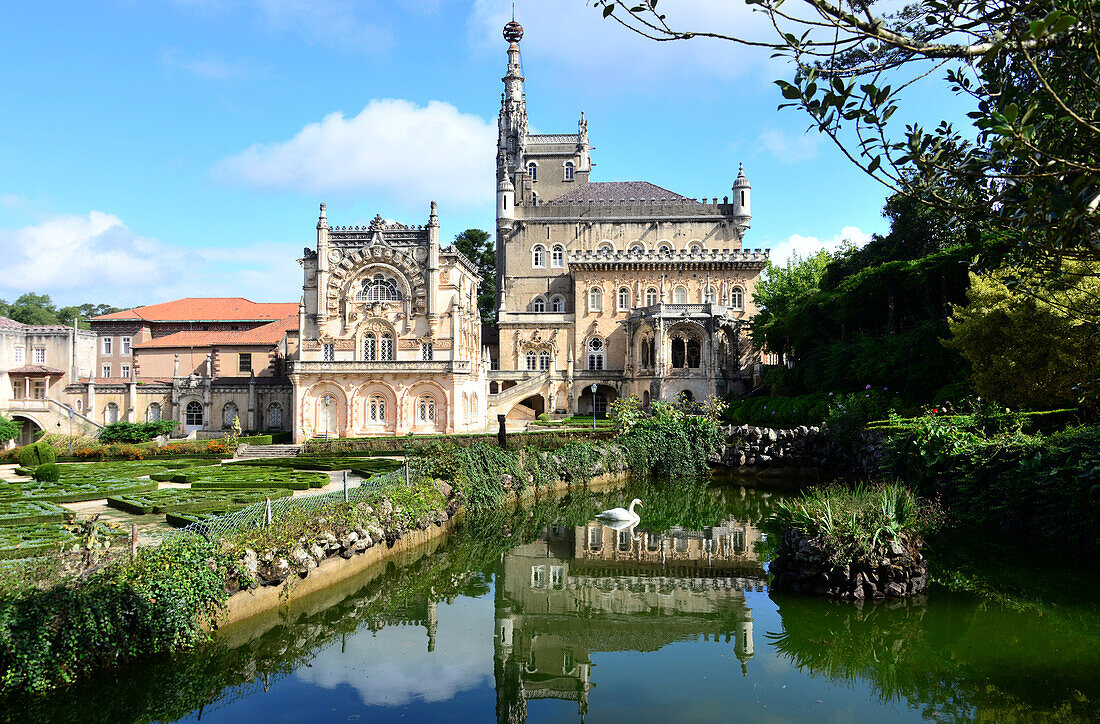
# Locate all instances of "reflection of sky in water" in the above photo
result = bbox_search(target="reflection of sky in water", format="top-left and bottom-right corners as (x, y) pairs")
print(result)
(295, 595), (493, 706)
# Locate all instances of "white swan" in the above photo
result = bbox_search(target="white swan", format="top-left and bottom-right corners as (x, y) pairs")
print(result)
(596, 498), (642, 522)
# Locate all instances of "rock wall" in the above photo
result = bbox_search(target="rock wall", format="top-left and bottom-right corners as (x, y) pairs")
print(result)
(769, 529), (928, 600)
(710, 424), (889, 476)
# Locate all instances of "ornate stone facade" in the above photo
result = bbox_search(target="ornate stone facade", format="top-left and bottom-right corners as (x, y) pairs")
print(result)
(290, 202), (488, 441)
(489, 23), (768, 420)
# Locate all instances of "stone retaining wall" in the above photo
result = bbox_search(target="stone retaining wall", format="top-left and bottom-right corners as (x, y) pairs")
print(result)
(710, 424), (888, 476)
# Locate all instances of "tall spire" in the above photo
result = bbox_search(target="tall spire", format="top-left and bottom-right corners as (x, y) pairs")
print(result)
(499, 17), (528, 178)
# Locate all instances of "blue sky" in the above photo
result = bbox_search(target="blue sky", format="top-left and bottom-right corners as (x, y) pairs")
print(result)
(0, 1), (967, 307)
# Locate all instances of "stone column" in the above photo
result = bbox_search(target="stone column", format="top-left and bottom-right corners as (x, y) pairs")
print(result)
(247, 373), (256, 430)
(127, 376), (137, 423)
(87, 383), (96, 424)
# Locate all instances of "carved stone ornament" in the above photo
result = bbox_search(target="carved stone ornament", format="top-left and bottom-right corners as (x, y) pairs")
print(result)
(328, 249), (342, 263)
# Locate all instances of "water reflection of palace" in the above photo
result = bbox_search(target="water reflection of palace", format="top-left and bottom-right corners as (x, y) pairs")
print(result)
(494, 520), (767, 723)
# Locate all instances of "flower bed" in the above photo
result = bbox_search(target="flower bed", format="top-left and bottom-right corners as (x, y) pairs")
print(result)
(106, 488), (293, 516)
(0, 500), (69, 526)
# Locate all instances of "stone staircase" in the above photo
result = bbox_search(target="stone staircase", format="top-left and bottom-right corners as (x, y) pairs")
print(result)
(487, 371), (551, 415)
(235, 443), (302, 459)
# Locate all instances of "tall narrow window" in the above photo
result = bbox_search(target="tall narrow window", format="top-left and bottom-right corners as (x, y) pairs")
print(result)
(671, 337), (686, 368)
(551, 295), (565, 312)
(368, 394), (386, 423)
(563, 161), (575, 181)
(687, 338), (701, 368)
(267, 402), (282, 429)
(380, 333), (394, 361)
(538, 350), (551, 371)
(120, 337), (131, 355)
(526, 350), (537, 370)
(32, 348), (45, 364)
(102, 337), (112, 355)
(222, 402), (239, 428)
(674, 286), (688, 304)
(587, 337), (604, 370)
(101, 364), (111, 377)
(645, 287), (659, 306)
(13, 348), (23, 365)
(363, 334), (376, 360)
(527, 161), (537, 181)
(105, 402), (119, 424)
(551, 244), (564, 268)
(617, 287), (630, 311)
(417, 395), (436, 423)
(532, 244), (546, 268)
(238, 353), (252, 375)
(120, 364), (130, 379)
(420, 342), (434, 360)
(146, 402), (161, 422)
(730, 286), (744, 310)
(588, 287), (603, 312)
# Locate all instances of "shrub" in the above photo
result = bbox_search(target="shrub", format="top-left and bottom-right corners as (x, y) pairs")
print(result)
(0, 415), (19, 444)
(17, 442), (57, 468)
(32, 463), (61, 483)
(617, 403), (722, 478)
(99, 421), (177, 444)
(535, 413), (550, 423)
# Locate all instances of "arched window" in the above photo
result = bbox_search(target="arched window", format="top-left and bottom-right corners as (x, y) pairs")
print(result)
(356, 274), (401, 302)
(490, 381), (499, 394)
(146, 402), (161, 422)
(687, 338), (701, 368)
(223, 402), (239, 429)
(705, 285), (717, 304)
(628, 242), (645, 255)
(363, 333), (377, 360)
(104, 402), (119, 425)
(729, 286), (744, 309)
(533, 296), (546, 313)
(462, 393), (469, 422)
(551, 245), (564, 268)
(380, 333), (394, 361)
(417, 395), (436, 423)
(657, 242), (673, 255)
(645, 287), (659, 306)
(617, 287), (630, 311)
(527, 161), (538, 181)
(185, 401), (203, 427)
(674, 286), (688, 304)
(596, 241), (615, 255)
(588, 287), (603, 312)
(671, 337), (686, 368)
(563, 161), (575, 181)
(587, 337), (604, 370)
(688, 242), (703, 253)
(640, 337), (652, 368)
(551, 295), (565, 312)
(538, 350), (551, 371)
(368, 394), (386, 423)
(267, 402), (282, 429)
(532, 244), (546, 268)
(526, 350), (537, 371)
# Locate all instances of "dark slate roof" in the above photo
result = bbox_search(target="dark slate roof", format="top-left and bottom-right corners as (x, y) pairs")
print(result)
(549, 181), (690, 204)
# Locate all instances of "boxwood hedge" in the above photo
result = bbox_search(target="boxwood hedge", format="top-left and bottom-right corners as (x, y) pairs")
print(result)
(0, 523), (75, 560)
(106, 488), (292, 516)
(0, 500), (69, 526)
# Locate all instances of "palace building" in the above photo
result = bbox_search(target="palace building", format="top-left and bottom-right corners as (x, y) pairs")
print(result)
(289, 202), (488, 440)
(487, 20), (768, 422)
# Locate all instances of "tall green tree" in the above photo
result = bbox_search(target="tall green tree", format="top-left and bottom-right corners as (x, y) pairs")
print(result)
(750, 249), (832, 353)
(0, 294), (120, 327)
(0, 415), (19, 444)
(453, 229), (496, 323)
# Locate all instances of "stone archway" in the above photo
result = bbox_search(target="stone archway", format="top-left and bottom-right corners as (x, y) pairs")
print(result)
(576, 384), (618, 418)
(10, 415), (42, 447)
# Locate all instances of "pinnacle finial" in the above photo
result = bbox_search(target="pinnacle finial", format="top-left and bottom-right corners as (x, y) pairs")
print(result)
(503, 18), (523, 43)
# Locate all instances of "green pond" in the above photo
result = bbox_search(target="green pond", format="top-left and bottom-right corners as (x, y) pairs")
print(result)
(4, 478), (1099, 723)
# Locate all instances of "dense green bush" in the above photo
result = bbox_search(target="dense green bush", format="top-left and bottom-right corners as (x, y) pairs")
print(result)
(99, 421), (178, 444)
(616, 402), (722, 478)
(31, 463), (60, 483)
(16, 442), (56, 468)
(726, 393), (832, 427)
(0, 534), (243, 693)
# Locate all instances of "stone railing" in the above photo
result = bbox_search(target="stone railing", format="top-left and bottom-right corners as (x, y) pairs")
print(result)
(570, 248), (769, 265)
(288, 360), (471, 375)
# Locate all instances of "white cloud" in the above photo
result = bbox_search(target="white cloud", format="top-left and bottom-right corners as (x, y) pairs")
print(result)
(0, 194), (27, 209)
(757, 128), (820, 163)
(0, 211), (302, 307)
(161, 48), (257, 80)
(469, 0), (775, 82)
(295, 595), (493, 706)
(213, 99), (497, 211)
(765, 225), (873, 267)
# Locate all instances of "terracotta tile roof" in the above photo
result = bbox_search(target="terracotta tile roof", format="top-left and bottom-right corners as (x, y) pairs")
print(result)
(132, 315), (297, 349)
(6, 365), (66, 375)
(0, 317), (25, 330)
(548, 181), (691, 204)
(92, 298), (298, 323)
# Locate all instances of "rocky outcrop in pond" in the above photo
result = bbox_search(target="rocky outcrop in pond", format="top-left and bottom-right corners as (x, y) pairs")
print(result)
(768, 529), (928, 600)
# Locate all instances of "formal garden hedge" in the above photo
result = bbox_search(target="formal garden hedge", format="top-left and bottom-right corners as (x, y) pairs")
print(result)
(106, 488), (293, 516)
(0, 524), (76, 560)
(302, 427), (615, 455)
(151, 465), (328, 488)
(0, 501), (69, 526)
(2, 461), (214, 504)
(225, 456), (402, 477)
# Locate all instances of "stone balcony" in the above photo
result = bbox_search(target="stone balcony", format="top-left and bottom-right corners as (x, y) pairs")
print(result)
(288, 360), (471, 375)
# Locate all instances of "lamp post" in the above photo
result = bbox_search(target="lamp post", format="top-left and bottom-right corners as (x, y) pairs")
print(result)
(590, 382), (598, 430)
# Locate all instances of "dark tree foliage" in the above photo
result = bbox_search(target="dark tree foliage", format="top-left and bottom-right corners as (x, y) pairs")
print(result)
(0, 293), (121, 327)
(452, 228), (496, 323)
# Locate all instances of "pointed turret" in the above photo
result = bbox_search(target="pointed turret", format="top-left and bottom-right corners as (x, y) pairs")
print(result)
(732, 163), (752, 227)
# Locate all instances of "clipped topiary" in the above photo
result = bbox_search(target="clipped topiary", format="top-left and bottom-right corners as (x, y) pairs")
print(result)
(17, 441), (57, 468)
(33, 463), (61, 483)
